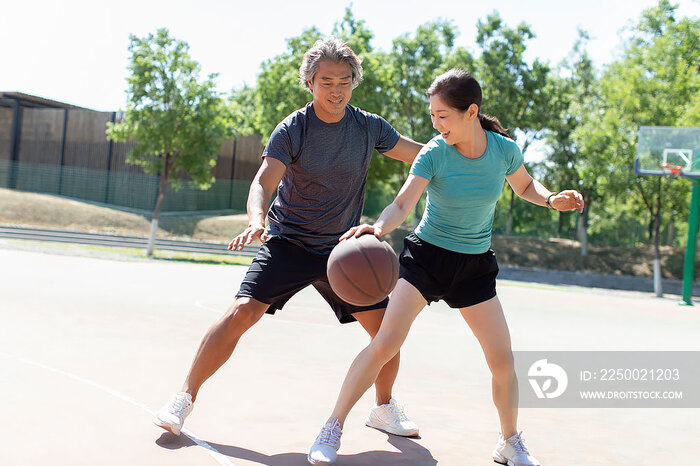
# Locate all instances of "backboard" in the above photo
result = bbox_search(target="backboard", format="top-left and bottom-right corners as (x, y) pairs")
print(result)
(634, 126), (700, 179)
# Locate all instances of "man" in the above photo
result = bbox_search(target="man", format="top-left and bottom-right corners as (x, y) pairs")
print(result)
(154, 36), (423, 440)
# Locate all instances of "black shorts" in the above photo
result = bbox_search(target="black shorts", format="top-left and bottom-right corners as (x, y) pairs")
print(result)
(236, 236), (389, 324)
(399, 233), (498, 309)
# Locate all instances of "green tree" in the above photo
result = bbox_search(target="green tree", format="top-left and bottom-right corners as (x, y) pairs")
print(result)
(228, 84), (257, 137)
(475, 13), (552, 235)
(252, 28), (323, 143)
(545, 30), (599, 253)
(573, 0), (700, 295)
(107, 28), (231, 256)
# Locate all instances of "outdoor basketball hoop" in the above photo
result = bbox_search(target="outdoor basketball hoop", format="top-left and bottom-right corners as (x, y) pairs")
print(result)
(659, 162), (683, 177)
(634, 126), (700, 306)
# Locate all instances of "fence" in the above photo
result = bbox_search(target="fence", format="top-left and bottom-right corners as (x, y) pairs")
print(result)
(0, 160), (252, 213)
(0, 103), (263, 213)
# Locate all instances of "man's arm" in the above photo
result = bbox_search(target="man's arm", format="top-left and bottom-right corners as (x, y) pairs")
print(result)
(228, 157), (287, 250)
(382, 135), (423, 164)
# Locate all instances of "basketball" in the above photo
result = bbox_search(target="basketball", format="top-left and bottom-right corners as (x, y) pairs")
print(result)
(327, 234), (399, 307)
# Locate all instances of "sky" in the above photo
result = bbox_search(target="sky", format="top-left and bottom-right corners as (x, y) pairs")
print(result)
(2, 0), (699, 112)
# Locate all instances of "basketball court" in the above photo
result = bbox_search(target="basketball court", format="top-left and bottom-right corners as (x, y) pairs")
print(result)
(1, 246), (699, 465)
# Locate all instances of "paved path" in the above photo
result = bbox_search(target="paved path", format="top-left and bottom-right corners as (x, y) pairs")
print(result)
(1, 247), (698, 465)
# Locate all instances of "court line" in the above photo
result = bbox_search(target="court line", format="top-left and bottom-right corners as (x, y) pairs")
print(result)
(0, 352), (235, 466)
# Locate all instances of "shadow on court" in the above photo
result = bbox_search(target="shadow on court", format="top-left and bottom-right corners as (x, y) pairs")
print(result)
(156, 432), (436, 465)
(156, 432), (198, 449)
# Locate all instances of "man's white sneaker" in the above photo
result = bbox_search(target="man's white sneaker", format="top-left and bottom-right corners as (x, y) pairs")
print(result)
(308, 418), (342, 465)
(365, 397), (419, 437)
(493, 431), (541, 466)
(153, 392), (193, 436)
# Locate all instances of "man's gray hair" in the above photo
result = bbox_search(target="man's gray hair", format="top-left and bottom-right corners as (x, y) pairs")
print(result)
(299, 36), (363, 92)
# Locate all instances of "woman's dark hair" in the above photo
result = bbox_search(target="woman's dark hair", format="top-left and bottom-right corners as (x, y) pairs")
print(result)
(426, 69), (512, 139)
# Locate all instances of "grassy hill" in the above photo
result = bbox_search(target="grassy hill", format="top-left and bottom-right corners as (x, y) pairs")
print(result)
(0, 188), (693, 279)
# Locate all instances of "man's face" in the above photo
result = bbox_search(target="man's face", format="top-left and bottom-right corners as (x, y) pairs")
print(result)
(308, 59), (353, 123)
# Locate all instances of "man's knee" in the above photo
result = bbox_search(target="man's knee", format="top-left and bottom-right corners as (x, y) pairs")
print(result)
(353, 308), (385, 338)
(221, 297), (267, 332)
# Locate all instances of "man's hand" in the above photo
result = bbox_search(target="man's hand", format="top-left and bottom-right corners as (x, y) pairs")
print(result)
(228, 223), (268, 250)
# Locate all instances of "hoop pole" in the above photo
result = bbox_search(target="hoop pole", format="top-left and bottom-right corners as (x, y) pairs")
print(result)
(680, 179), (700, 306)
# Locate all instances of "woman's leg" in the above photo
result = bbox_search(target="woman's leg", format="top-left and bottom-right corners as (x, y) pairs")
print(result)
(459, 296), (518, 438)
(352, 308), (398, 406)
(329, 279), (427, 427)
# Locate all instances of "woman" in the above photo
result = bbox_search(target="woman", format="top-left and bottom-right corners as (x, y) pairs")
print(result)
(307, 69), (584, 466)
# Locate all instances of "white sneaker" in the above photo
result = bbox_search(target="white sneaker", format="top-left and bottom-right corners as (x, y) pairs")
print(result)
(365, 397), (419, 437)
(493, 431), (541, 466)
(308, 418), (342, 465)
(153, 392), (193, 435)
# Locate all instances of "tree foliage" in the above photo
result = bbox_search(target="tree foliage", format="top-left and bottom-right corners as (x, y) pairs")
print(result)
(574, 0), (699, 251)
(108, 28), (231, 188)
(107, 28), (231, 255)
(475, 13), (552, 234)
(252, 28), (323, 143)
(226, 1), (699, 249)
(543, 30), (600, 247)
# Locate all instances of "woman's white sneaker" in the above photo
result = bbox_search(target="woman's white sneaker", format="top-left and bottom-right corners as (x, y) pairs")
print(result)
(153, 392), (193, 435)
(308, 418), (342, 465)
(492, 431), (541, 466)
(365, 397), (419, 437)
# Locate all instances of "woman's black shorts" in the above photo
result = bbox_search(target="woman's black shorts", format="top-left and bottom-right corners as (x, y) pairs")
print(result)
(236, 236), (389, 324)
(399, 233), (498, 309)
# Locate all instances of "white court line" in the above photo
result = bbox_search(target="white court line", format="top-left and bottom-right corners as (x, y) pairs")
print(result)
(194, 300), (226, 315)
(0, 352), (235, 466)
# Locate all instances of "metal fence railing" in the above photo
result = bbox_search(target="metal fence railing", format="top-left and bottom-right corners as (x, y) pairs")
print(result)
(0, 160), (251, 213)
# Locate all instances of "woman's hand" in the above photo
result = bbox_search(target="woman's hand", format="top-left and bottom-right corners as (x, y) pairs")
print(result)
(339, 223), (383, 241)
(550, 190), (585, 213)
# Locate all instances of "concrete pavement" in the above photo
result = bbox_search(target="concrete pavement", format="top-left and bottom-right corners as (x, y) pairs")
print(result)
(1, 247), (698, 465)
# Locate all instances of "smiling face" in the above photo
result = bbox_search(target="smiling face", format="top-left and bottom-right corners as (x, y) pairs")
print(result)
(429, 94), (480, 147)
(308, 59), (354, 123)
(429, 94), (472, 146)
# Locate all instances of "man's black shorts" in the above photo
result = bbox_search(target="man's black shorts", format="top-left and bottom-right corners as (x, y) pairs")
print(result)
(236, 236), (389, 323)
(399, 233), (498, 309)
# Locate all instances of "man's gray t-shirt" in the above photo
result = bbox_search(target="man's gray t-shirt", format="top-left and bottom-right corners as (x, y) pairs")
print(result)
(262, 103), (400, 255)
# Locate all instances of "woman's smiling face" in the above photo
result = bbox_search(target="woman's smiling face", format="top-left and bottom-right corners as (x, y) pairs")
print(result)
(429, 94), (471, 145)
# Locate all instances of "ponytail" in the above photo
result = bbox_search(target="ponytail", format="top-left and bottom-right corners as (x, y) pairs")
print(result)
(478, 113), (512, 140)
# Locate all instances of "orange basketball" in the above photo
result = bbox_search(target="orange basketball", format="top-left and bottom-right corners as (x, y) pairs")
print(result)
(327, 234), (399, 307)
